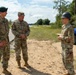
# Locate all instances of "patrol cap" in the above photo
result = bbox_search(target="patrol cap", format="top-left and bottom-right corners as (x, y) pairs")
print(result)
(0, 7), (8, 12)
(18, 12), (25, 16)
(61, 12), (71, 20)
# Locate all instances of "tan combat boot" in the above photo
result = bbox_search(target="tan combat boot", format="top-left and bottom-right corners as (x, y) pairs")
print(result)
(24, 61), (30, 68)
(17, 60), (21, 68)
(3, 68), (12, 75)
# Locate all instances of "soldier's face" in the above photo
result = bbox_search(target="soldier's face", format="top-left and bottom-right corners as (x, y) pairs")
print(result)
(62, 18), (69, 24)
(18, 15), (24, 21)
(0, 11), (7, 18)
(2, 12), (7, 17)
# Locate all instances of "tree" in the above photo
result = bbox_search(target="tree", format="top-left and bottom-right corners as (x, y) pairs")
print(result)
(36, 19), (43, 25)
(43, 19), (50, 25)
(68, 0), (75, 15)
(8, 20), (12, 25)
(55, 14), (62, 28)
(8, 20), (12, 28)
(53, 0), (70, 15)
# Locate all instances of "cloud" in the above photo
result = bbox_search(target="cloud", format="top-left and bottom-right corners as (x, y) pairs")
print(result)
(31, 0), (53, 4)
(24, 5), (58, 23)
(0, 0), (22, 20)
(31, 14), (43, 18)
(0, 0), (72, 23)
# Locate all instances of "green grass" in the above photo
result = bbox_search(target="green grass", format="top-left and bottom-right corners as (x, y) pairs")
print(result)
(74, 58), (76, 69)
(28, 25), (61, 41)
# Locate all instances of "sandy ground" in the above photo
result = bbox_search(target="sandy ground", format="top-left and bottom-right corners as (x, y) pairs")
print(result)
(0, 40), (76, 75)
(0, 30), (76, 75)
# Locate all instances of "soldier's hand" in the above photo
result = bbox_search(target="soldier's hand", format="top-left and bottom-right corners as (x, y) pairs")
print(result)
(0, 42), (4, 47)
(0, 41), (7, 47)
(3, 41), (7, 46)
(58, 35), (62, 40)
(20, 34), (26, 39)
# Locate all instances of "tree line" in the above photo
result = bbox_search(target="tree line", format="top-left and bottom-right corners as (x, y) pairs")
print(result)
(35, 19), (50, 25)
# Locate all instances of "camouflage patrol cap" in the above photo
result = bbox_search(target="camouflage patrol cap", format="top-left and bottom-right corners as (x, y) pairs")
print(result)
(0, 7), (8, 12)
(18, 12), (25, 16)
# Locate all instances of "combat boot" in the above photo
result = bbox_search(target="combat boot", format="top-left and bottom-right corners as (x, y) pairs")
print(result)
(17, 60), (21, 68)
(3, 68), (12, 75)
(24, 61), (30, 68)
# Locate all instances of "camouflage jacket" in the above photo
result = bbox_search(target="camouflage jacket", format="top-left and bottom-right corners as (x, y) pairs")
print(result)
(12, 20), (30, 38)
(61, 23), (74, 48)
(0, 16), (9, 42)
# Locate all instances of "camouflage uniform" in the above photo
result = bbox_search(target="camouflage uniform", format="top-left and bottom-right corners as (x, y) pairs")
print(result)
(12, 19), (30, 63)
(0, 16), (10, 69)
(61, 24), (75, 75)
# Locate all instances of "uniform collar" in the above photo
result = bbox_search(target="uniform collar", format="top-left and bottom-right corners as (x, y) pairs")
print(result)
(18, 19), (24, 23)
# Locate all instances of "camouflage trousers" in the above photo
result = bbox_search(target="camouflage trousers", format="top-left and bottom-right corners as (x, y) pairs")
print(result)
(0, 46), (10, 69)
(62, 47), (75, 75)
(14, 38), (28, 62)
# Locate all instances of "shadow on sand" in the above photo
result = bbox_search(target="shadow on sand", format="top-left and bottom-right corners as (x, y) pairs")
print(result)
(20, 66), (51, 75)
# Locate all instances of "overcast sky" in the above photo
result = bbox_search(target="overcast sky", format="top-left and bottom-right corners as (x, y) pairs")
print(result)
(0, 0), (73, 23)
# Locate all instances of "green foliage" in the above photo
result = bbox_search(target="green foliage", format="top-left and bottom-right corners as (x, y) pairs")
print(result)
(53, 0), (70, 15)
(8, 20), (12, 28)
(8, 20), (12, 25)
(68, 0), (75, 15)
(74, 58), (76, 69)
(56, 14), (62, 28)
(71, 15), (76, 27)
(36, 19), (43, 25)
(43, 19), (50, 25)
(35, 18), (50, 25)
(69, 0), (76, 26)
(52, 14), (62, 28)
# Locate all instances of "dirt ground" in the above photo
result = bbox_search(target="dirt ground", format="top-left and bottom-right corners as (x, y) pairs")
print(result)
(0, 39), (76, 75)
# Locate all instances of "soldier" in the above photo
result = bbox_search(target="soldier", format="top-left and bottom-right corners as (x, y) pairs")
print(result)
(0, 7), (11, 75)
(58, 12), (75, 75)
(12, 12), (30, 68)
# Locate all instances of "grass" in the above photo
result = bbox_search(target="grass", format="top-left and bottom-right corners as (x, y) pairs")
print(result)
(74, 58), (76, 69)
(28, 25), (61, 41)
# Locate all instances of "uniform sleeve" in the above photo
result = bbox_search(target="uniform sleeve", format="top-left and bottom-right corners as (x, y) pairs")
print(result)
(25, 22), (30, 36)
(12, 22), (20, 37)
(62, 26), (74, 43)
(0, 19), (8, 42)
(0, 22), (4, 41)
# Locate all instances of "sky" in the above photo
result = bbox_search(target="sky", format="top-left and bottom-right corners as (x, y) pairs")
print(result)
(0, 0), (73, 23)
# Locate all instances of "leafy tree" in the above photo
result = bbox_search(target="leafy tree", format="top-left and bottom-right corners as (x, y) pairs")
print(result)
(8, 20), (12, 25)
(55, 14), (62, 28)
(36, 19), (43, 25)
(68, 0), (75, 15)
(43, 19), (50, 25)
(35, 18), (50, 25)
(53, 0), (70, 15)
(8, 20), (12, 28)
